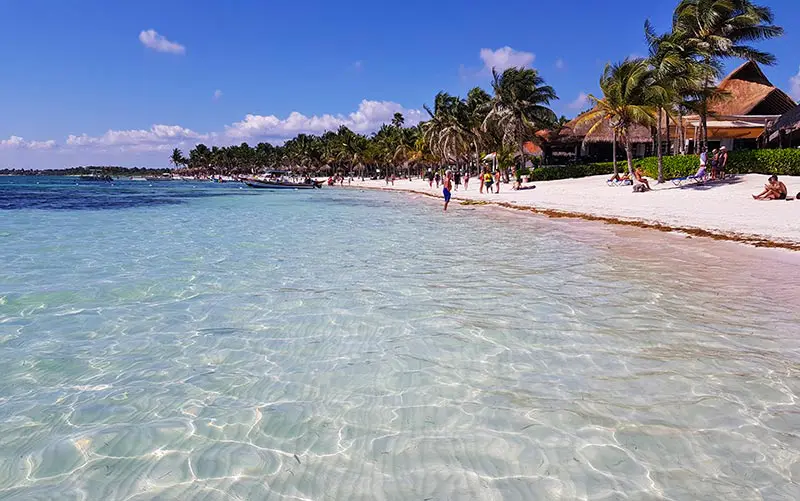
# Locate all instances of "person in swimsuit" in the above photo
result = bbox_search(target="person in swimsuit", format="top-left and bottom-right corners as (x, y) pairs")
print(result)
(454, 171), (461, 191)
(634, 166), (651, 191)
(718, 146), (729, 179)
(753, 175), (787, 200)
(464, 172), (470, 191)
(442, 170), (453, 211)
(483, 170), (493, 194)
(494, 170), (501, 193)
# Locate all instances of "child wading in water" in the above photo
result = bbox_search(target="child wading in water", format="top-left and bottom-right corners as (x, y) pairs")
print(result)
(442, 171), (453, 211)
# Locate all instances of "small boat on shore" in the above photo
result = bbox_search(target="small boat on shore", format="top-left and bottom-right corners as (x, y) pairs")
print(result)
(242, 171), (322, 190)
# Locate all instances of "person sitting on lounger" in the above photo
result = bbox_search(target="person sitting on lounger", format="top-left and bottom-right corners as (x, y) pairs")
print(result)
(633, 166), (651, 191)
(692, 164), (707, 181)
(608, 172), (631, 184)
(752, 175), (787, 200)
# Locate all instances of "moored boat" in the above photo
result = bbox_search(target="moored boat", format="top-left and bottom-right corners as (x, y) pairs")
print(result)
(242, 171), (322, 190)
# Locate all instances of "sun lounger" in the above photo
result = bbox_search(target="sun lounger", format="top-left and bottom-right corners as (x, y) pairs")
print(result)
(607, 179), (632, 186)
(671, 168), (707, 186)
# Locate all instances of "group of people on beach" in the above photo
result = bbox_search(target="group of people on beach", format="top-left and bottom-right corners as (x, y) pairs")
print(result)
(700, 145), (729, 180)
(427, 168), (509, 196)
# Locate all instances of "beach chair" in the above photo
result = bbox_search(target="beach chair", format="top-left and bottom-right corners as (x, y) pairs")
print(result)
(606, 178), (633, 187)
(671, 167), (707, 186)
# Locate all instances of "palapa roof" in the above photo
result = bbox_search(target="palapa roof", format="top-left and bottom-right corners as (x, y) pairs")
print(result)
(710, 61), (796, 116)
(771, 103), (800, 132)
(556, 111), (652, 144)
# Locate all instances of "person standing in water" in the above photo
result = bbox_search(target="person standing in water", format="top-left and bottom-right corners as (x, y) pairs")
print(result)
(442, 170), (453, 211)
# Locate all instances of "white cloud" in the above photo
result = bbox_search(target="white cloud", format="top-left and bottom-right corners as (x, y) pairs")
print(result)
(568, 92), (590, 111)
(790, 66), (800, 101)
(213, 89), (223, 100)
(225, 99), (423, 139)
(353, 60), (363, 71)
(66, 125), (206, 151)
(28, 139), (57, 150)
(138, 29), (186, 55)
(0, 135), (57, 150)
(555, 58), (565, 70)
(479, 46), (535, 72)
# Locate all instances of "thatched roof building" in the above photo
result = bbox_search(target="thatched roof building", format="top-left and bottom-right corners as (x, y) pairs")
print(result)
(762, 103), (800, 148)
(710, 61), (795, 116)
(559, 112), (652, 144)
(541, 111), (654, 162)
(683, 61), (795, 148)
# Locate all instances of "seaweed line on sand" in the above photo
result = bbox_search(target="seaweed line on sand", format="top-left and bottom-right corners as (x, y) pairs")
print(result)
(349, 185), (800, 252)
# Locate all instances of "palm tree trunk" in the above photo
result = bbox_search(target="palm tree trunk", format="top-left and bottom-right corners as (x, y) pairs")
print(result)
(625, 135), (634, 178)
(665, 112), (671, 156)
(612, 129), (618, 176)
(657, 107), (664, 183)
(678, 108), (685, 154)
(701, 58), (710, 152)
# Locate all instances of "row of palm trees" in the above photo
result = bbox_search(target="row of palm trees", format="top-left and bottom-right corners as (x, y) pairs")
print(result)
(583, 0), (782, 182)
(171, 66), (563, 179)
(172, 0), (783, 185)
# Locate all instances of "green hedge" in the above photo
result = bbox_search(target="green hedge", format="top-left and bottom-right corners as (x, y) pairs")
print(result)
(638, 155), (699, 179)
(529, 149), (800, 182)
(528, 162), (617, 181)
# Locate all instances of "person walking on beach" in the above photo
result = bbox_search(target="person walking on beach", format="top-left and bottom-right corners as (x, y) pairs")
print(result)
(442, 171), (453, 211)
(483, 170), (493, 194)
(494, 170), (501, 193)
(464, 171), (470, 191)
(479, 170), (485, 193)
(435, 172), (441, 189)
(428, 170), (434, 188)
(454, 171), (461, 191)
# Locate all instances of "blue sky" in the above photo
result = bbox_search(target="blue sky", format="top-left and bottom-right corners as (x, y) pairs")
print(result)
(2, 0), (799, 169)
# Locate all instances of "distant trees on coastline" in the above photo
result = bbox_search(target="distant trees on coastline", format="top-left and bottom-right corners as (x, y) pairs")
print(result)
(0, 166), (169, 176)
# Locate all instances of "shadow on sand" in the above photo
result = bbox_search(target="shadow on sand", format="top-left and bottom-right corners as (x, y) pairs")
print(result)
(656, 176), (745, 192)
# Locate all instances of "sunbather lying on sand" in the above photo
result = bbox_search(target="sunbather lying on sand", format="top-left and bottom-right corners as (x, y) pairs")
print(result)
(752, 175), (787, 200)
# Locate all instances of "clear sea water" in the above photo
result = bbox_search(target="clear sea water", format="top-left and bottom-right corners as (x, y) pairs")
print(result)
(1, 175), (799, 500)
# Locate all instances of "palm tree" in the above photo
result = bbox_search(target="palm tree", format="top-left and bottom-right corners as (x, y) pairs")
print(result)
(422, 92), (470, 170)
(672, 0), (783, 150)
(483, 67), (558, 175)
(580, 59), (658, 178)
(170, 148), (186, 171)
(466, 87), (491, 173)
(645, 24), (703, 182)
(391, 112), (405, 129)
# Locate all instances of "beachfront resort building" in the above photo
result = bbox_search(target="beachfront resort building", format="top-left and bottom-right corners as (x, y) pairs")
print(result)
(546, 61), (796, 163)
(762, 103), (800, 148)
(682, 61), (796, 152)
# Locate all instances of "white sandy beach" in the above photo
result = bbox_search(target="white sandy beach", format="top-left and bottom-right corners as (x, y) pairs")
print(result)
(328, 174), (800, 247)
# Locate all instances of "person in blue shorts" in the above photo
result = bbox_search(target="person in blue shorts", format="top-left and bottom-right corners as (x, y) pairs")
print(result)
(442, 170), (453, 211)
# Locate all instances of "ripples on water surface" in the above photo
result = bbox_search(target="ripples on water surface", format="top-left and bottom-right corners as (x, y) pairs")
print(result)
(1, 176), (799, 500)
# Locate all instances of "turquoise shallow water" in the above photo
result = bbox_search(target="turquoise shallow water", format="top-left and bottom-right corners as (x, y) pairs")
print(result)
(1, 176), (799, 500)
